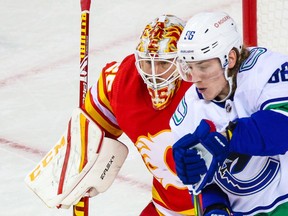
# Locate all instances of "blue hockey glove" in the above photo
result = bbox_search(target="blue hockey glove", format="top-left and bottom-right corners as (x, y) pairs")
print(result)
(194, 119), (230, 192)
(173, 119), (229, 193)
(173, 134), (207, 185)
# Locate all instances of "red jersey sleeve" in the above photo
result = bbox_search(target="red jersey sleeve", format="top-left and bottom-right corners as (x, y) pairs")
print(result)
(82, 61), (123, 139)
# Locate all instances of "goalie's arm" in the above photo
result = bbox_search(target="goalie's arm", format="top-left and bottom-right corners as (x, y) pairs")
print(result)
(81, 61), (123, 139)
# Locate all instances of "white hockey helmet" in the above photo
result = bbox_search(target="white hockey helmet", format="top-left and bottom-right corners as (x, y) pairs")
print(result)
(178, 11), (242, 66)
(135, 14), (185, 110)
(177, 11), (242, 101)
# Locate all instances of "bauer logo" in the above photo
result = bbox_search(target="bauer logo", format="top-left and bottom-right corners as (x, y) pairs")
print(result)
(184, 31), (195, 40)
(80, 13), (88, 59)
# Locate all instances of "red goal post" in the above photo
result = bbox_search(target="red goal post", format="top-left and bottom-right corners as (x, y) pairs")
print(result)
(242, 0), (288, 55)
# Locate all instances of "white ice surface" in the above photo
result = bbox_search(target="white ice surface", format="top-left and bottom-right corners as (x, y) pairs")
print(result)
(0, 0), (241, 215)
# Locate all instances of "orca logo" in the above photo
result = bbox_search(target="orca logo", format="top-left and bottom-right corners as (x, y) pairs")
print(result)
(215, 155), (280, 196)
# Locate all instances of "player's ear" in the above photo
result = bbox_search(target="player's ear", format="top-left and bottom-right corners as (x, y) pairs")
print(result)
(228, 49), (237, 69)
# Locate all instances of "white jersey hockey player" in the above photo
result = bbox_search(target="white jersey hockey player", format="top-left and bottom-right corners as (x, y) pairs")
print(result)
(170, 11), (288, 215)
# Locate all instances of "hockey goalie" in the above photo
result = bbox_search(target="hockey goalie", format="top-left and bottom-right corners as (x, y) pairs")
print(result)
(24, 108), (128, 209)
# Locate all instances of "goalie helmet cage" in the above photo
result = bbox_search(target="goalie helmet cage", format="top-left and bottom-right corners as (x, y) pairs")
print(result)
(242, 0), (288, 55)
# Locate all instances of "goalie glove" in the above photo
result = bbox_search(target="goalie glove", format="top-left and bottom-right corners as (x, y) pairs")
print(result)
(173, 119), (229, 194)
(25, 108), (128, 209)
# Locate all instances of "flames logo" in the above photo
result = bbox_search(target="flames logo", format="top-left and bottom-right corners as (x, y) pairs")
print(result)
(135, 130), (186, 189)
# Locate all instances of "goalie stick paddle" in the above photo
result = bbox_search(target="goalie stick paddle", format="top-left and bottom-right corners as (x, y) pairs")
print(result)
(73, 0), (91, 215)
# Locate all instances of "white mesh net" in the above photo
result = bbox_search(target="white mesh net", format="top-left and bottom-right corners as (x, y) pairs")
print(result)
(257, 0), (288, 54)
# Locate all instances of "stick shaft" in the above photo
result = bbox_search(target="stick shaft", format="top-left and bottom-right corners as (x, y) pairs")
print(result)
(79, 9), (90, 107)
(73, 1), (91, 215)
(193, 193), (203, 216)
(188, 185), (203, 216)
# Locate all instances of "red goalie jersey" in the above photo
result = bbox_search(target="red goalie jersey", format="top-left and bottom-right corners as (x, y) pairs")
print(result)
(82, 54), (194, 215)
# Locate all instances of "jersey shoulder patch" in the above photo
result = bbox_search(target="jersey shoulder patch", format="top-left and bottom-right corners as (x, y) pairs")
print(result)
(239, 47), (267, 73)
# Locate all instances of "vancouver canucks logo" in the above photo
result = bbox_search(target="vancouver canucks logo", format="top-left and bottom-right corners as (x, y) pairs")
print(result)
(172, 97), (188, 126)
(215, 153), (280, 196)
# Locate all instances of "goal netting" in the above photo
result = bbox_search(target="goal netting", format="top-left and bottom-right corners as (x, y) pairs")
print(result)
(242, 0), (288, 55)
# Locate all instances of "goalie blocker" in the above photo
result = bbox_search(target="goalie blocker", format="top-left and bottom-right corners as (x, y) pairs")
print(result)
(24, 108), (128, 209)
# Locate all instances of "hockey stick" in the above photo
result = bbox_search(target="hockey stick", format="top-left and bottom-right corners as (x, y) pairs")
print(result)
(78, 0), (91, 107)
(73, 0), (91, 215)
(193, 193), (203, 216)
(188, 185), (203, 216)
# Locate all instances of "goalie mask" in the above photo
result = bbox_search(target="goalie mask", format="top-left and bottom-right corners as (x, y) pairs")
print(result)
(135, 14), (185, 110)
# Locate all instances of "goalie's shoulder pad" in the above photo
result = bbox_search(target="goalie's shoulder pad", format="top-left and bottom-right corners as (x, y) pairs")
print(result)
(102, 61), (120, 74)
(25, 108), (128, 208)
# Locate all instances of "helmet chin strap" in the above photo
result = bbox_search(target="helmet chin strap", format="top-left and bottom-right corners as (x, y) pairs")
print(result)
(212, 66), (233, 103)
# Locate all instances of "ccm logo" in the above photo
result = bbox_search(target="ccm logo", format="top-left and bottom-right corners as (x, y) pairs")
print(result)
(28, 136), (66, 182)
